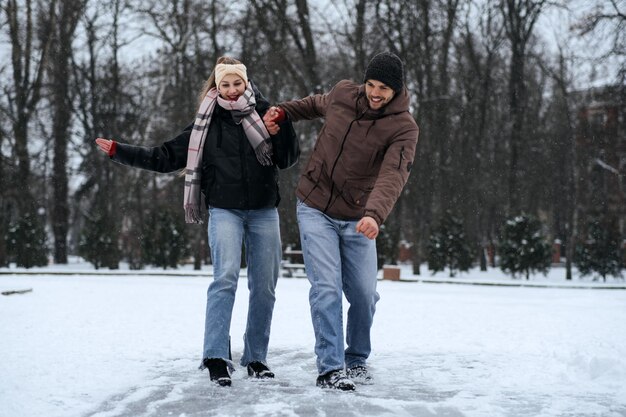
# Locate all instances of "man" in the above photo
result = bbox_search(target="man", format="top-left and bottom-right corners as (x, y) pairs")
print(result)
(264, 52), (419, 390)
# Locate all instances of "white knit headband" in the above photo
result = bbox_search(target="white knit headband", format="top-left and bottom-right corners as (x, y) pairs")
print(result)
(215, 63), (248, 86)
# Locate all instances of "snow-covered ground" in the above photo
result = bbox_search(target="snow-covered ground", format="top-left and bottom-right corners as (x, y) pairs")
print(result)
(1, 264), (625, 417)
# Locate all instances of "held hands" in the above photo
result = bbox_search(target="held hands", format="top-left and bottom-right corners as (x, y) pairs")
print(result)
(263, 106), (285, 135)
(356, 216), (379, 240)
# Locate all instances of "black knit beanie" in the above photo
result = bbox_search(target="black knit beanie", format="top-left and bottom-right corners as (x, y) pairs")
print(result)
(363, 52), (404, 93)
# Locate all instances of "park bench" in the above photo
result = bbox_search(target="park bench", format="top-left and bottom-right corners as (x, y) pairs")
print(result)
(282, 247), (306, 278)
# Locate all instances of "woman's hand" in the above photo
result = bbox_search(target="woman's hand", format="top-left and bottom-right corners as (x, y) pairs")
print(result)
(95, 138), (116, 156)
(263, 106), (284, 135)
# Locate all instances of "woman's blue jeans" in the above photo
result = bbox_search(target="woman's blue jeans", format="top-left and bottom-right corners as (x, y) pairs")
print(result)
(202, 207), (281, 367)
(297, 201), (380, 375)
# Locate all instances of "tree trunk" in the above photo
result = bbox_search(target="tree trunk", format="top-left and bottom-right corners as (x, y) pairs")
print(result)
(4, 0), (56, 267)
(0, 128), (7, 267)
(500, 0), (547, 214)
(508, 47), (525, 213)
(49, 0), (85, 264)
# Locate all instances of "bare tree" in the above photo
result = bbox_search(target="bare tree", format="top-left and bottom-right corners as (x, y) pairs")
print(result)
(349, 0), (368, 76)
(72, 0), (149, 269)
(48, 0), (87, 264)
(540, 47), (577, 279)
(1, 0), (57, 266)
(0, 104), (8, 266)
(245, 0), (328, 251)
(2, 0), (54, 191)
(458, 0), (507, 270)
(0, 11), (8, 266)
(0, 0), (616, 274)
(249, 0), (321, 96)
(573, 0), (625, 59)
(133, 0), (235, 269)
(135, 0), (231, 123)
(372, 0), (462, 272)
(311, 0), (384, 80)
(499, 0), (548, 213)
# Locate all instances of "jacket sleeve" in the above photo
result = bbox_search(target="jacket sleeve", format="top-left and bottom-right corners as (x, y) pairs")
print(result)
(111, 123), (193, 173)
(363, 123), (419, 225)
(270, 115), (300, 170)
(278, 92), (329, 121)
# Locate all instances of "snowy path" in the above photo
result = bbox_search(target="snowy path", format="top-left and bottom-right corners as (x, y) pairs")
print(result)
(1, 274), (626, 417)
(79, 349), (625, 417)
(81, 350), (457, 417)
(81, 350), (465, 417)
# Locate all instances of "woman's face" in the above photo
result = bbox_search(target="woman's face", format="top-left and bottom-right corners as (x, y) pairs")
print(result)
(218, 74), (246, 100)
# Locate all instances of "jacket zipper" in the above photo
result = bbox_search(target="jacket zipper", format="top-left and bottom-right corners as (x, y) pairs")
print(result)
(240, 126), (248, 207)
(398, 146), (405, 169)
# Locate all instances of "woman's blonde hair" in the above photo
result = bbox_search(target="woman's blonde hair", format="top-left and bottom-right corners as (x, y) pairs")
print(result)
(197, 56), (243, 108)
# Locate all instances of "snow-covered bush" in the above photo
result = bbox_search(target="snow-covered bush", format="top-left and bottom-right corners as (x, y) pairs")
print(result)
(499, 214), (551, 280)
(575, 218), (623, 282)
(427, 211), (473, 277)
(7, 208), (48, 268)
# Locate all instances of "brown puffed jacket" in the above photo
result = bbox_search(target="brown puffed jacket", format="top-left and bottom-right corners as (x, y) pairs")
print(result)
(280, 80), (419, 225)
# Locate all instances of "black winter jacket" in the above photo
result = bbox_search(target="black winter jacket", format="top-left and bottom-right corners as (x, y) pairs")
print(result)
(111, 88), (298, 210)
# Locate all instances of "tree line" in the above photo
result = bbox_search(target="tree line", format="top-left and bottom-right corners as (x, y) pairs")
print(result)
(0, 0), (624, 280)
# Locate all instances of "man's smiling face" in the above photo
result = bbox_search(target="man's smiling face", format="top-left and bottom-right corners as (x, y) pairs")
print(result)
(365, 79), (395, 110)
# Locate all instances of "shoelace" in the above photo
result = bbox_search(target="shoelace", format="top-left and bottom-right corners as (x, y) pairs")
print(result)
(348, 366), (368, 378)
(329, 371), (351, 385)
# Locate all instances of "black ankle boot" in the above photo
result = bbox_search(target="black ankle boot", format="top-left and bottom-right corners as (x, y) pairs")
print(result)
(247, 361), (275, 379)
(203, 358), (232, 387)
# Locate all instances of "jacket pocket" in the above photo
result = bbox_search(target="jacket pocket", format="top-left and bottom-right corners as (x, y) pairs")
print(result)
(341, 179), (374, 208)
(298, 160), (327, 201)
(304, 160), (324, 183)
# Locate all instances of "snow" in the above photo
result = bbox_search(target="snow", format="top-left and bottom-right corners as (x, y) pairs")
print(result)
(1, 263), (626, 417)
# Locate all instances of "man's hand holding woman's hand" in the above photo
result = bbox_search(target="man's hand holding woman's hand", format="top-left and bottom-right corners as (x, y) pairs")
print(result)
(263, 106), (285, 135)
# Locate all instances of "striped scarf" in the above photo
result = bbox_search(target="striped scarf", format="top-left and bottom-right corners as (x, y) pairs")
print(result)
(183, 81), (273, 223)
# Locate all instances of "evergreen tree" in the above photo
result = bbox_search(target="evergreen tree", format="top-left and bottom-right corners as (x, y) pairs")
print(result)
(141, 208), (189, 269)
(7, 208), (48, 268)
(499, 214), (551, 279)
(575, 219), (623, 282)
(427, 211), (473, 277)
(78, 211), (120, 270)
(376, 222), (400, 271)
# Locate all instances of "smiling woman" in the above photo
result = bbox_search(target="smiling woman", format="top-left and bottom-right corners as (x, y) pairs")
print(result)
(219, 74), (247, 101)
(93, 55), (300, 388)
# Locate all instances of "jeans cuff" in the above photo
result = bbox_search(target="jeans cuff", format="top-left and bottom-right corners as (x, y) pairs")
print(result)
(198, 357), (236, 373)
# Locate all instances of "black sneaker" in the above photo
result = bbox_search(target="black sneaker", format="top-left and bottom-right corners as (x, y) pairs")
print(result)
(247, 361), (275, 379)
(346, 365), (373, 384)
(203, 358), (231, 387)
(316, 370), (356, 391)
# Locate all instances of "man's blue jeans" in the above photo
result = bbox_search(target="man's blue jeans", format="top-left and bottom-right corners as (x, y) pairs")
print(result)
(202, 207), (281, 368)
(297, 200), (380, 375)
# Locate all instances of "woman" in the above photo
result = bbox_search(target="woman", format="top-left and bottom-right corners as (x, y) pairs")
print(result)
(95, 56), (299, 387)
